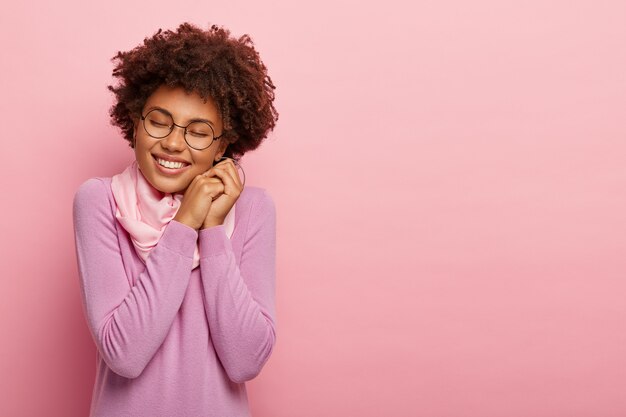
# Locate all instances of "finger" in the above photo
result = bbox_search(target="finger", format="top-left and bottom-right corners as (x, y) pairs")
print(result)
(213, 159), (242, 189)
(200, 176), (225, 200)
(208, 165), (236, 189)
(207, 159), (235, 184)
(220, 162), (242, 189)
(183, 173), (206, 196)
(206, 166), (240, 196)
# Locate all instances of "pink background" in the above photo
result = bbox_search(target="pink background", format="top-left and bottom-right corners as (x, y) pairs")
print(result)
(1, 0), (625, 416)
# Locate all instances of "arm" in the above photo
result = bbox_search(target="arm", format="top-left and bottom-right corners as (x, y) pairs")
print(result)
(199, 189), (277, 383)
(72, 178), (197, 379)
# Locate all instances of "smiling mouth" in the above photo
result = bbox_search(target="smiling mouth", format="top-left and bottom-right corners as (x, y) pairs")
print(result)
(153, 155), (191, 169)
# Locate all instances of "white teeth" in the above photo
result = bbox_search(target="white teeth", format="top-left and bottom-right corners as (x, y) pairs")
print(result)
(156, 158), (187, 169)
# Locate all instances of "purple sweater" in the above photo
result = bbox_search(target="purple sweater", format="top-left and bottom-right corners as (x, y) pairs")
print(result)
(72, 177), (277, 417)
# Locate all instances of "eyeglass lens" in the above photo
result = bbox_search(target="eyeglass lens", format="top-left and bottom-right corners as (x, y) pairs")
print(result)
(143, 109), (216, 150)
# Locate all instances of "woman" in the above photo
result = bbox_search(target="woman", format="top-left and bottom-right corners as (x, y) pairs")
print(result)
(72, 23), (278, 417)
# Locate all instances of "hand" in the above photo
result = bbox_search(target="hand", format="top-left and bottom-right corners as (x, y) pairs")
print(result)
(172, 172), (225, 231)
(201, 158), (243, 229)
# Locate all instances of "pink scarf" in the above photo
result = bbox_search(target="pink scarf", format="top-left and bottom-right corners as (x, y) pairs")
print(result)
(110, 160), (236, 269)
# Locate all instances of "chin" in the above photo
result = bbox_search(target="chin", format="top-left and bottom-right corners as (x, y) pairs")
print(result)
(139, 161), (193, 195)
(147, 176), (189, 195)
(161, 183), (188, 195)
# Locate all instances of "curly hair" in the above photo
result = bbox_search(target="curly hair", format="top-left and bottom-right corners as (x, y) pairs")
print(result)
(107, 23), (278, 160)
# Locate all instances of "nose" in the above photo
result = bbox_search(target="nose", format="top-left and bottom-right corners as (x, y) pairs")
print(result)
(160, 125), (187, 152)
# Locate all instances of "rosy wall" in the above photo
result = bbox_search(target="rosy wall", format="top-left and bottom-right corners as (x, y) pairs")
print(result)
(1, 0), (625, 416)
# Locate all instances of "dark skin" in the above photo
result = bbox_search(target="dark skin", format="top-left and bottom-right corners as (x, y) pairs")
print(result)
(132, 85), (243, 230)
(176, 158), (243, 230)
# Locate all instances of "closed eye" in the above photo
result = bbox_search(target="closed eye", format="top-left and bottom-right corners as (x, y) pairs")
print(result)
(150, 121), (169, 128)
(188, 131), (209, 137)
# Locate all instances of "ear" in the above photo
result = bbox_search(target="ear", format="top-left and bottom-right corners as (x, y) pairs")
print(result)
(214, 139), (229, 162)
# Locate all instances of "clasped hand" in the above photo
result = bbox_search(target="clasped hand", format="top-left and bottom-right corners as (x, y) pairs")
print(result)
(173, 158), (243, 230)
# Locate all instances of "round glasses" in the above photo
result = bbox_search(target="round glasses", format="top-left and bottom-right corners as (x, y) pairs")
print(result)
(140, 108), (223, 151)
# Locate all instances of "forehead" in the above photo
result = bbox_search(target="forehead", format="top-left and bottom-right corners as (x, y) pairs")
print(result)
(144, 85), (220, 123)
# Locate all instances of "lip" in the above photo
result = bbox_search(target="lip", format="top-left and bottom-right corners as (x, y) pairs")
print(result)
(152, 153), (191, 164)
(152, 154), (191, 175)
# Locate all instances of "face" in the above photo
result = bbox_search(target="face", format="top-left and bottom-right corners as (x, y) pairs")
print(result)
(132, 84), (228, 195)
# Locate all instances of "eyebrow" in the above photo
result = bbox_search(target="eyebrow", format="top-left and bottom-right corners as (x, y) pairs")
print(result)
(145, 106), (217, 127)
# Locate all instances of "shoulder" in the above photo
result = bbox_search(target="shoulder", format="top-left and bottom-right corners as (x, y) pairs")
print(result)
(236, 186), (276, 235)
(239, 186), (275, 217)
(73, 177), (114, 215)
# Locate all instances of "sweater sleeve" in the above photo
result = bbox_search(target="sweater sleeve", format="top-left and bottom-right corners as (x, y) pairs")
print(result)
(72, 178), (198, 379)
(198, 189), (277, 383)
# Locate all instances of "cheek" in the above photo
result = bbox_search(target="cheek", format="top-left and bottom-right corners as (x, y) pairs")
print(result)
(191, 152), (216, 168)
